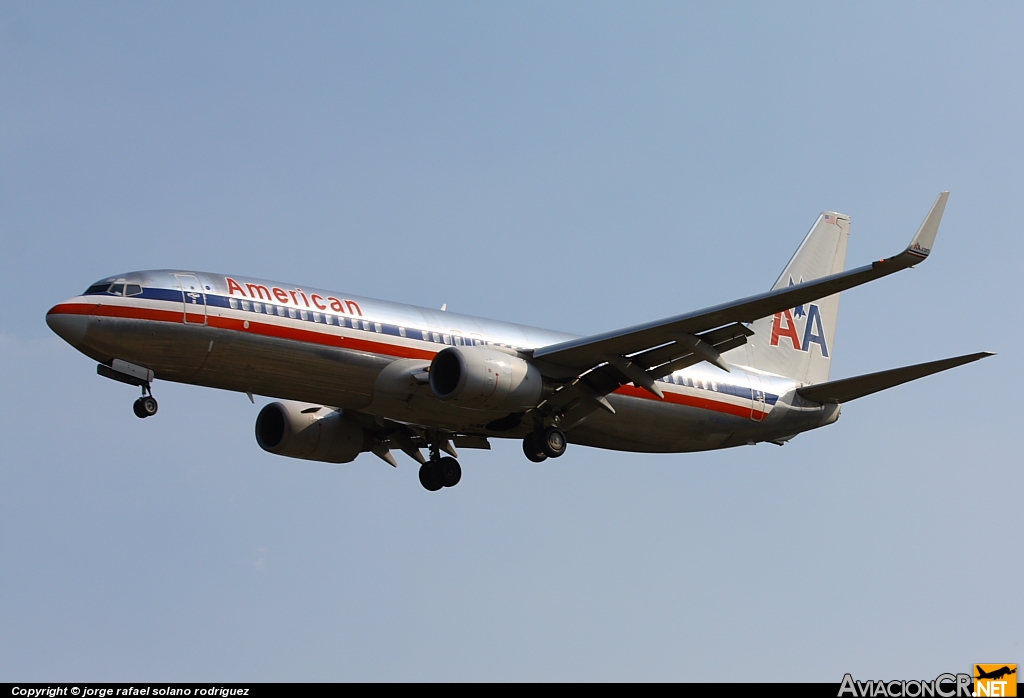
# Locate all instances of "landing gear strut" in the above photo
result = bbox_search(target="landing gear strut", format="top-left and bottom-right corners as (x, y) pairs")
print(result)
(419, 441), (462, 491)
(523, 426), (567, 462)
(132, 385), (158, 419)
(96, 362), (158, 419)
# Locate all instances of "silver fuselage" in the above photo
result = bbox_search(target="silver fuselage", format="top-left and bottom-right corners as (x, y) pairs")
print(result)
(47, 269), (839, 453)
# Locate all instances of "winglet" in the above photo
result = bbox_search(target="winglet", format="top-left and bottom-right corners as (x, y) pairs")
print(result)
(904, 191), (948, 263)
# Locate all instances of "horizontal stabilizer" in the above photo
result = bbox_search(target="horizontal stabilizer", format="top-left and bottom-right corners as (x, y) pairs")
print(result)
(797, 351), (993, 404)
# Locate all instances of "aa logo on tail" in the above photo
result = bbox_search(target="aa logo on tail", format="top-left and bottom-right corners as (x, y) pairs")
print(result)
(769, 277), (830, 357)
(769, 304), (829, 356)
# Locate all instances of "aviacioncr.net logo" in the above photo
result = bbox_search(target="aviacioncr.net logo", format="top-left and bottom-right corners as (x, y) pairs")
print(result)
(838, 673), (973, 697)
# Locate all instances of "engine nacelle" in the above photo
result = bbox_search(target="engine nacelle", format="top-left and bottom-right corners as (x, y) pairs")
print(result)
(429, 346), (543, 410)
(255, 401), (364, 463)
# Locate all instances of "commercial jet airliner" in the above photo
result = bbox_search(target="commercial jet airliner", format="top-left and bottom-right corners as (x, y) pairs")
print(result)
(46, 193), (991, 490)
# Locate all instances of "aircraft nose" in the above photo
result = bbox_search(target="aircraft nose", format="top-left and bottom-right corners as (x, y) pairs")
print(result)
(46, 306), (88, 347)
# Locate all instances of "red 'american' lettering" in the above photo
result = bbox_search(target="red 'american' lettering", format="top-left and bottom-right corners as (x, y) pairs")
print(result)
(226, 277), (362, 316)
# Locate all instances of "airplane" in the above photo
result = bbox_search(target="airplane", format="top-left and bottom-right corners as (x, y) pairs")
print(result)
(46, 192), (992, 491)
(975, 666), (1016, 681)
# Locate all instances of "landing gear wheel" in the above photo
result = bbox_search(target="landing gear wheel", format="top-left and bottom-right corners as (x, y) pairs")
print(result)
(418, 461), (443, 491)
(438, 457), (462, 487)
(539, 426), (567, 458)
(523, 433), (548, 463)
(133, 396), (158, 418)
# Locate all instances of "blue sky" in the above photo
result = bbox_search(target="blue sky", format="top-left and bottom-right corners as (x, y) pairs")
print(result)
(2, 2), (1021, 681)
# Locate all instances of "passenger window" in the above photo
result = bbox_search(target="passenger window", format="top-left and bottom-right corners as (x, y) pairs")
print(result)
(299, 310), (308, 321)
(241, 300), (251, 311)
(108, 283), (125, 296)
(125, 284), (143, 296)
(313, 312), (321, 323)
(398, 327), (407, 338)
(277, 306), (286, 317)
(288, 308), (297, 319)
(253, 302), (262, 313)
(374, 322), (382, 333)
(229, 298), (239, 310)
(442, 334), (451, 345)
(453, 335), (464, 346)
(432, 332), (441, 343)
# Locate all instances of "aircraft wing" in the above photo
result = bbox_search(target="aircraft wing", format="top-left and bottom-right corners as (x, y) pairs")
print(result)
(533, 192), (948, 374)
(796, 352), (994, 404)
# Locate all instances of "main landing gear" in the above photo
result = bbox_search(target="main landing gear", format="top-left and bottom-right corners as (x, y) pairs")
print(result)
(418, 439), (462, 491)
(132, 385), (158, 419)
(418, 457), (461, 491)
(522, 426), (567, 462)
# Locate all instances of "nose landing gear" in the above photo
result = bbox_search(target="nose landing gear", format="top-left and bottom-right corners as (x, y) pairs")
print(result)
(132, 382), (158, 419)
(133, 393), (158, 418)
(97, 361), (159, 419)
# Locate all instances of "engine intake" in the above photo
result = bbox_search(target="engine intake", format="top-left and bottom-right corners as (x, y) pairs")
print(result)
(255, 401), (364, 463)
(429, 346), (543, 411)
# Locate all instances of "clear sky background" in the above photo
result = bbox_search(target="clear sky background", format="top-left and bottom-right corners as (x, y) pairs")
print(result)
(2, 2), (1021, 682)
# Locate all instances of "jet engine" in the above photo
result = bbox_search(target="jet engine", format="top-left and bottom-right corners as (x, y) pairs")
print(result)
(429, 346), (543, 411)
(255, 401), (364, 463)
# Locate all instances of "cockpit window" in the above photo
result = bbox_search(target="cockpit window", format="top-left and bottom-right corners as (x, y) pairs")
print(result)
(125, 284), (143, 296)
(85, 282), (112, 295)
(108, 283), (125, 296)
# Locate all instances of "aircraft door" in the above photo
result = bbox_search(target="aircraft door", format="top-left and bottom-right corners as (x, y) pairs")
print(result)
(749, 373), (767, 422)
(175, 274), (207, 325)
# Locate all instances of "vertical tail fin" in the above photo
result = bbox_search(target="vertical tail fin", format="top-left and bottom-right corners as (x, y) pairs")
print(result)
(730, 211), (850, 384)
